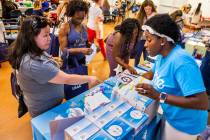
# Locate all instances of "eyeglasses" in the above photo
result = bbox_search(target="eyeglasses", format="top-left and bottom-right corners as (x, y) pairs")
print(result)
(32, 16), (48, 30)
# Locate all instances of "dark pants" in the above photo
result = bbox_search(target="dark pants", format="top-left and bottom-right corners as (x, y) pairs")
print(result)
(134, 40), (148, 66)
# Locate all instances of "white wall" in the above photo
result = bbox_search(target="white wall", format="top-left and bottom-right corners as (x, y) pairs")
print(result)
(156, 0), (210, 17)
(157, 0), (187, 14)
(187, 0), (210, 18)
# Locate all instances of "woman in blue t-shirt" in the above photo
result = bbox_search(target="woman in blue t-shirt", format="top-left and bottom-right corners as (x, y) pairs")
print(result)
(135, 14), (208, 140)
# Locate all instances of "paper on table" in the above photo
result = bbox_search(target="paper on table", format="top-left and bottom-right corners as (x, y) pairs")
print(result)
(86, 44), (97, 64)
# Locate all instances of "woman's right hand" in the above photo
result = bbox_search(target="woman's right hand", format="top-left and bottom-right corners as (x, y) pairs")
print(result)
(88, 76), (101, 87)
(80, 48), (93, 55)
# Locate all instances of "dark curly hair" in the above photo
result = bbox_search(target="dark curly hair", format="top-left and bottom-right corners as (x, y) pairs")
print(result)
(65, 0), (88, 17)
(119, 18), (140, 58)
(9, 16), (50, 69)
(144, 14), (181, 43)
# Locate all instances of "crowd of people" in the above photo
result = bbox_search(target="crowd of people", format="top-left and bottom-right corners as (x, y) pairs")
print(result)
(1, 0), (210, 139)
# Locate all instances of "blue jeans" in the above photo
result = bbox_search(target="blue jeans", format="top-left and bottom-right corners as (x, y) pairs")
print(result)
(134, 40), (147, 66)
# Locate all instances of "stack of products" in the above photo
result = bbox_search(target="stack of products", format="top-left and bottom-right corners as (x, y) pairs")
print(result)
(65, 101), (149, 140)
(52, 69), (158, 140)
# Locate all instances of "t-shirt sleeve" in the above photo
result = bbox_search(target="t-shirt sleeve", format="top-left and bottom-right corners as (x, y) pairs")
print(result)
(175, 63), (206, 96)
(30, 60), (59, 84)
(94, 7), (102, 17)
(152, 61), (156, 73)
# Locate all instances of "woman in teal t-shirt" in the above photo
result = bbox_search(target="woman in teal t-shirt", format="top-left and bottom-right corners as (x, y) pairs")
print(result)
(135, 14), (208, 140)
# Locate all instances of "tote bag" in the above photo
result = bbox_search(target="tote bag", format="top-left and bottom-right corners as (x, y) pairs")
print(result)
(10, 71), (28, 118)
(63, 57), (88, 100)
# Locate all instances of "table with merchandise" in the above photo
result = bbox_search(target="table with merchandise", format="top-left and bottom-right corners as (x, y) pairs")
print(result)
(31, 67), (160, 140)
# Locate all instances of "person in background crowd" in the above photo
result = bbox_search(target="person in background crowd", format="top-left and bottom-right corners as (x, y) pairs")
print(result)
(56, 0), (70, 24)
(135, 14), (208, 140)
(135, 0), (156, 66)
(170, 10), (183, 29)
(181, 3), (191, 26)
(191, 3), (202, 25)
(41, 0), (50, 13)
(200, 47), (210, 96)
(106, 18), (140, 76)
(111, 0), (121, 23)
(51, 0), (59, 6)
(184, 3), (202, 29)
(102, 0), (111, 22)
(1, 0), (18, 19)
(182, 4), (191, 15)
(9, 16), (100, 118)
(87, 0), (107, 60)
(32, 0), (44, 17)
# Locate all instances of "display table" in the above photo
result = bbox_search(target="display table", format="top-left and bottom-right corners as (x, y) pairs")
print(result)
(31, 68), (159, 140)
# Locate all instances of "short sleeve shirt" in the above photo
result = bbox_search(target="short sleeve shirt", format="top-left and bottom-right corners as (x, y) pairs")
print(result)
(152, 45), (207, 135)
(18, 52), (64, 117)
(87, 3), (103, 30)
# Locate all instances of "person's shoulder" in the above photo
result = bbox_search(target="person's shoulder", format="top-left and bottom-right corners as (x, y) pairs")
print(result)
(113, 32), (121, 40)
(59, 22), (70, 33)
(172, 45), (196, 66)
(113, 32), (126, 48)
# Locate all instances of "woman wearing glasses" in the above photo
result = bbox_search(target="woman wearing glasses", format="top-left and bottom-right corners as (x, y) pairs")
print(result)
(135, 14), (208, 140)
(9, 16), (100, 118)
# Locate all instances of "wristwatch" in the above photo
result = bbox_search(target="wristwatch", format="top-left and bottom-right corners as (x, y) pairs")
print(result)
(159, 92), (168, 103)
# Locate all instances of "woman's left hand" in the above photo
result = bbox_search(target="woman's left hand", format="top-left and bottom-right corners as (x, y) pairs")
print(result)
(53, 57), (63, 67)
(135, 83), (160, 100)
(127, 66), (138, 75)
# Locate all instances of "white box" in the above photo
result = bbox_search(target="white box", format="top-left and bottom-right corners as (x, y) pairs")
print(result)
(103, 118), (134, 140)
(105, 100), (124, 112)
(111, 102), (132, 117)
(85, 106), (109, 122)
(84, 91), (110, 112)
(94, 112), (116, 128)
(64, 118), (91, 140)
(88, 130), (115, 140)
(120, 108), (148, 134)
(72, 124), (100, 140)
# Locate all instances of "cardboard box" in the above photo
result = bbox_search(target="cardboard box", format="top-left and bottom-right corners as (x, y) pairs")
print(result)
(105, 100), (124, 112)
(88, 130), (115, 140)
(94, 112), (116, 128)
(72, 124), (100, 140)
(111, 102), (132, 117)
(114, 76), (159, 123)
(103, 118), (134, 140)
(133, 124), (148, 140)
(64, 118), (91, 140)
(85, 106), (109, 122)
(120, 108), (148, 134)
(84, 90), (110, 113)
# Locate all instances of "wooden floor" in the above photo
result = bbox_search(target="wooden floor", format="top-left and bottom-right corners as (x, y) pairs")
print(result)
(0, 23), (115, 140)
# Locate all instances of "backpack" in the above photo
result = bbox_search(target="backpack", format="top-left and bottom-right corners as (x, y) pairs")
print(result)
(10, 70), (28, 118)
